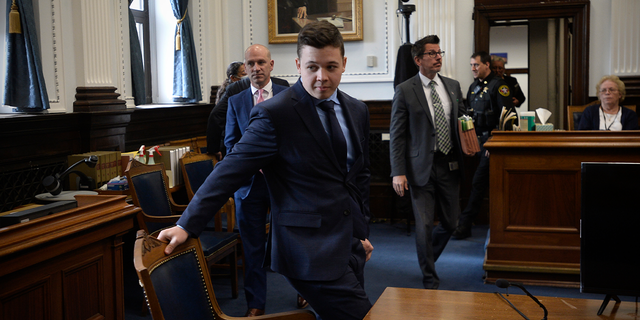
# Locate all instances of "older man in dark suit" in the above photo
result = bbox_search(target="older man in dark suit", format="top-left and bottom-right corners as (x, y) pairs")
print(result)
(224, 44), (289, 317)
(390, 35), (466, 290)
(207, 75), (289, 158)
(159, 21), (373, 320)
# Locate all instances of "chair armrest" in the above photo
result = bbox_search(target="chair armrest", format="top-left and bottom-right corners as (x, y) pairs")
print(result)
(170, 202), (188, 213)
(141, 211), (181, 224)
(251, 310), (316, 319)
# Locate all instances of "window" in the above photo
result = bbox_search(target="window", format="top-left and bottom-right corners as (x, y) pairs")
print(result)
(130, 0), (152, 104)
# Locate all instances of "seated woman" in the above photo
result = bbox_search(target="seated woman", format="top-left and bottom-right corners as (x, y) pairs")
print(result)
(577, 75), (638, 130)
(215, 61), (246, 104)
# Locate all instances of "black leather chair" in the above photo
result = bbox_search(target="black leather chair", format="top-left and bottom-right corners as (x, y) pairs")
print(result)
(180, 152), (236, 233)
(126, 160), (239, 298)
(133, 230), (316, 320)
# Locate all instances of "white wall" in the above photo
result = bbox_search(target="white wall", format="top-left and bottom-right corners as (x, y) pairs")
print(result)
(3, 0), (639, 113)
(490, 25), (529, 113)
(205, 0), (476, 101)
(589, 0), (611, 96)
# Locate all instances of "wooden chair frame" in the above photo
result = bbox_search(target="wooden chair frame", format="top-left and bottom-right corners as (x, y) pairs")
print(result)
(126, 160), (239, 298)
(179, 152), (247, 276)
(180, 152), (236, 233)
(134, 230), (316, 320)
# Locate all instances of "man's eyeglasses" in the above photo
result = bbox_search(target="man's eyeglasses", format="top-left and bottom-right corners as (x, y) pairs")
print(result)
(420, 51), (445, 58)
(599, 88), (619, 94)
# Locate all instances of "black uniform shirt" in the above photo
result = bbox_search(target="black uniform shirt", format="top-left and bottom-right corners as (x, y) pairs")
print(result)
(466, 72), (515, 133)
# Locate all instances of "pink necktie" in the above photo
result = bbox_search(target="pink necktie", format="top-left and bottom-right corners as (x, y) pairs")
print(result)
(256, 88), (266, 175)
(256, 89), (265, 104)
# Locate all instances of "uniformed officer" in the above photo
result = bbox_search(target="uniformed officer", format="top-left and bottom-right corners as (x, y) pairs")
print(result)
(452, 51), (515, 240)
(491, 57), (526, 108)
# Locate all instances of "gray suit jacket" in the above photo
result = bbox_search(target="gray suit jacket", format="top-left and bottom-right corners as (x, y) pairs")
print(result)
(390, 73), (466, 186)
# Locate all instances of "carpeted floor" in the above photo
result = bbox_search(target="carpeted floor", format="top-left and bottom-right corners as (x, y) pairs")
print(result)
(124, 222), (631, 319)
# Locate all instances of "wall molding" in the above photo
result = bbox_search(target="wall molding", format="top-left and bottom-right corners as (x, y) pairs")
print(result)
(48, 0), (61, 103)
(247, 0), (393, 82)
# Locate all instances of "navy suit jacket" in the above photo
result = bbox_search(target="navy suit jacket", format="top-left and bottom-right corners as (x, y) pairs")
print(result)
(207, 77), (290, 154)
(225, 83), (288, 199)
(178, 79), (371, 281)
(577, 104), (639, 130)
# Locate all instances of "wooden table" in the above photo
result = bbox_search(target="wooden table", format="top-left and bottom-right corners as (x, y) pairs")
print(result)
(0, 195), (140, 320)
(364, 287), (639, 319)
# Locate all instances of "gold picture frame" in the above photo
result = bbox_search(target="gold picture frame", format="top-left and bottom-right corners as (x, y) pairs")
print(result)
(268, 0), (363, 44)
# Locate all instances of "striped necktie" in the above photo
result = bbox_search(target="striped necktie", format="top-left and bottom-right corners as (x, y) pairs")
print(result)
(429, 81), (452, 154)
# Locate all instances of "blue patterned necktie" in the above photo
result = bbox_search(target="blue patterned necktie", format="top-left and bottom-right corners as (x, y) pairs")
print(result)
(429, 81), (452, 154)
(318, 100), (347, 173)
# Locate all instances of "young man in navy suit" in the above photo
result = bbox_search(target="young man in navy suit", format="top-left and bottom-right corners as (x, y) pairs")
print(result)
(159, 21), (374, 320)
(225, 44), (289, 317)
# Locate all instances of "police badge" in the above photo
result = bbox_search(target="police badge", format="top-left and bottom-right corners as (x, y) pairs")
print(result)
(499, 85), (510, 97)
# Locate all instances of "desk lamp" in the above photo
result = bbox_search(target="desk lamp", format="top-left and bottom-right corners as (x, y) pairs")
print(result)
(42, 155), (99, 195)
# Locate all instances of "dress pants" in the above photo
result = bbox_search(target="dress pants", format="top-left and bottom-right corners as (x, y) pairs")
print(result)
(235, 173), (270, 310)
(458, 135), (490, 228)
(409, 151), (460, 289)
(285, 238), (372, 320)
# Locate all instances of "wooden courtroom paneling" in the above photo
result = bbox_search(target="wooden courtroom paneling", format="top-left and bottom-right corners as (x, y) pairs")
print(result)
(0, 105), (211, 212)
(0, 195), (139, 320)
(125, 104), (212, 151)
(0, 113), (84, 171)
(483, 131), (640, 287)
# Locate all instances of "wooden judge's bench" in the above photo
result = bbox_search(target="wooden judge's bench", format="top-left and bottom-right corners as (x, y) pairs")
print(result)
(483, 131), (640, 287)
(0, 195), (140, 319)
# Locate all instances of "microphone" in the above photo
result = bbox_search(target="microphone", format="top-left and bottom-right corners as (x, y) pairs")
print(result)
(496, 279), (548, 320)
(42, 155), (99, 195)
(496, 279), (512, 289)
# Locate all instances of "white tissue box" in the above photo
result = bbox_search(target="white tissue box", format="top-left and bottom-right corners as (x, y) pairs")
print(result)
(535, 123), (554, 131)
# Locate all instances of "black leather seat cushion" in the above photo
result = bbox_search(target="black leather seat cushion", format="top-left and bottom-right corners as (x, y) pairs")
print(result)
(199, 231), (238, 258)
(149, 249), (216, 320)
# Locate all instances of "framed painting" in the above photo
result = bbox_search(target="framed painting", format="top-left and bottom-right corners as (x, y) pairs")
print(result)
(267, 0), (363, 44)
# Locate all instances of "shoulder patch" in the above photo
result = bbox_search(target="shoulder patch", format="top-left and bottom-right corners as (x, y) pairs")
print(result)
(499, 85), (510, 97)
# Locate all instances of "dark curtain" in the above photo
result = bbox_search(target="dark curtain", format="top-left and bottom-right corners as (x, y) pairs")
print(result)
(128, 0), (146, 105)
(4, 0), (49, 111)
(170, 0), (201, 103)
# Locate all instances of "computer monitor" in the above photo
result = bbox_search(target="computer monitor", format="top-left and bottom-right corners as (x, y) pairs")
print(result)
(580, 162), (640, 297)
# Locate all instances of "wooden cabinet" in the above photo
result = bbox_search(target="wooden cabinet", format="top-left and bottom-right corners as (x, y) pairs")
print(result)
(483, 131), (640, 287)
(0, 195), (140, 320)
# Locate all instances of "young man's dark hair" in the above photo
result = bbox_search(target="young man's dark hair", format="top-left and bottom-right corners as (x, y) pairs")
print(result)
(471, 51), (491, 65)
(411, 35), (440, 58)
(296, 20), (345, 58)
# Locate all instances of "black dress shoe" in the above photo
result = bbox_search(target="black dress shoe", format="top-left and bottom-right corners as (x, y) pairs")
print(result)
(452, 225), (472, 240)
(297, 294), (309, 309)
(245, 308), (265, 317)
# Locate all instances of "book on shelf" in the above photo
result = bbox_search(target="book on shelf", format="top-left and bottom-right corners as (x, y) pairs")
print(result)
(156, 146), (190, 188)
(68, 151), (121, 190)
